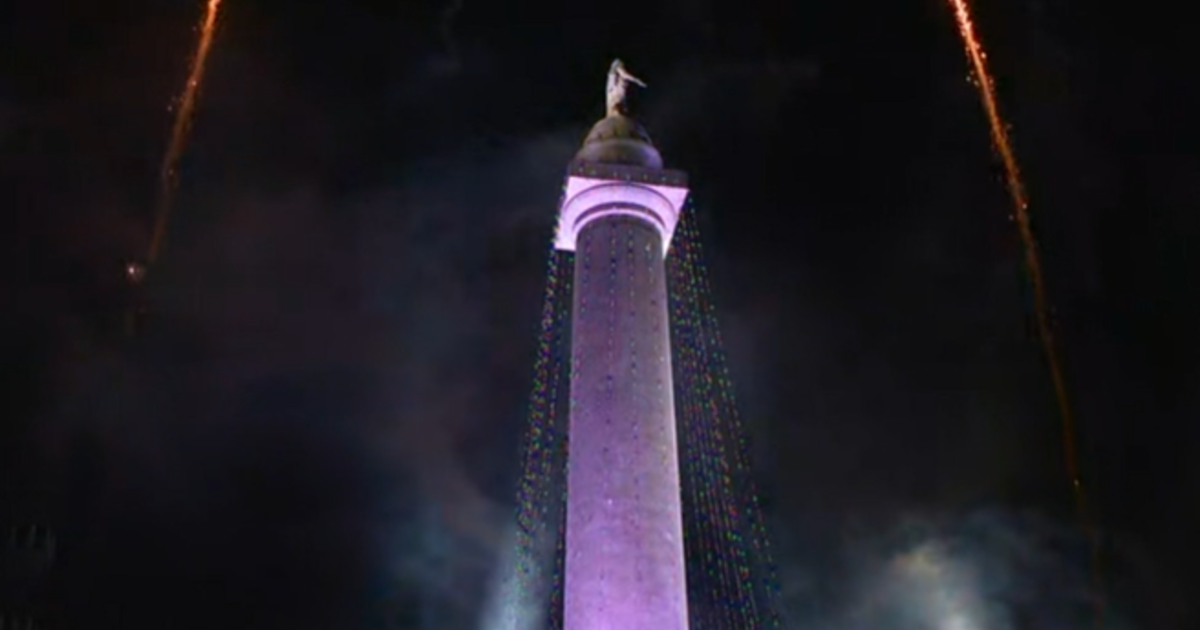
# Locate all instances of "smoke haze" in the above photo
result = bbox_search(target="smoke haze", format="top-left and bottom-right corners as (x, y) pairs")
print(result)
(2, 1), (1197, 629)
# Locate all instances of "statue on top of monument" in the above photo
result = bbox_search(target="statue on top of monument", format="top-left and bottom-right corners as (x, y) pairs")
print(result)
(606, 59), (647, 118)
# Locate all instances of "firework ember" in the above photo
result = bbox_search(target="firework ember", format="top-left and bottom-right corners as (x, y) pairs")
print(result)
(147, 0), (223, 266)
(945, 0), (1104, 620)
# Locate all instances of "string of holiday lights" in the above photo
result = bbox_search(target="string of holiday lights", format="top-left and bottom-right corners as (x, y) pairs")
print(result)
(673, 216), (756, 624)
(514, 245), (558, 533)
(669, 208), (766, 630)
(684, 308), (748, 629)
(677, 204), (785, 629)
(669, 206), (774, 630)
(676, 235), (758, 628)
(680, 233), (777, 630)
(546, 509), (568, 630)
(513, 242), (571, 620)
(668, 249), (711, 627)
(545, 252), (572, 630)
(669, 243), (749, 630)
(686, 319), (744, 629)
(525, 196), (782, 630)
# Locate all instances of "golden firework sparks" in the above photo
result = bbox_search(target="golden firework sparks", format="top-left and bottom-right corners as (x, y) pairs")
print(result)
(945, 0), (1104, 620)
(147, 0), (222, 265)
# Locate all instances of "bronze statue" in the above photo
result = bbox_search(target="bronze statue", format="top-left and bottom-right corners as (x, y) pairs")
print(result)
(606, 59), (647, 117)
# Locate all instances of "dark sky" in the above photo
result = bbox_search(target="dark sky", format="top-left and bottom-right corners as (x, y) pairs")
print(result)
(1, 0), (1196, 628)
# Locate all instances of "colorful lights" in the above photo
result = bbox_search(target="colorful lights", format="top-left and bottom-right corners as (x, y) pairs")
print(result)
(516, 192), (779, 630)
(668, 202), (783, 630)
(513, 238), (572, 629)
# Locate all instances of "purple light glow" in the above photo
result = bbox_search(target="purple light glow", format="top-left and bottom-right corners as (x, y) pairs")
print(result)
(555, 161), (689, 257)
(559, 166), (690, 630)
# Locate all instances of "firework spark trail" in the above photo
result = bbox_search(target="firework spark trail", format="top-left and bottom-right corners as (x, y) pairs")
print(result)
(946, 0), (1104, 619)
(147, 0), (222, 265)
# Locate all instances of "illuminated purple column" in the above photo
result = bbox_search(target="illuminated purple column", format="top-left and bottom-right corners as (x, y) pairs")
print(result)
(555, 114), (690, 630)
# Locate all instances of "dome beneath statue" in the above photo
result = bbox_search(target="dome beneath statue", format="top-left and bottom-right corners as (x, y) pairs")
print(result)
(574, 115), (664, 169)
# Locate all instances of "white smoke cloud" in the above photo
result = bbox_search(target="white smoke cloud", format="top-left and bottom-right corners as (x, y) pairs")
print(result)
(771, 510), (1149, 630)
(477, 521), (559, 630)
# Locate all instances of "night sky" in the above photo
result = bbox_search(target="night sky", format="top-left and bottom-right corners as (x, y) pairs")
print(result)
(1, 0), (1197, 628)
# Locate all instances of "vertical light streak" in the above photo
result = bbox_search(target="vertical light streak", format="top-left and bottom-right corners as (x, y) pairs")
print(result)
(147, 0), (223, 265)
(945, 0), (1103, 619)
